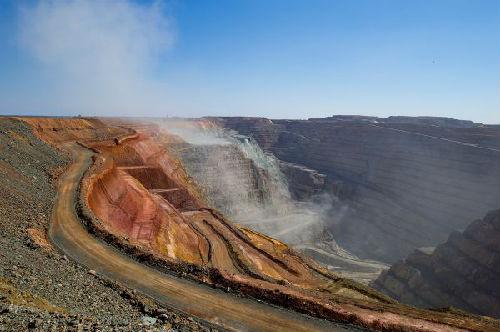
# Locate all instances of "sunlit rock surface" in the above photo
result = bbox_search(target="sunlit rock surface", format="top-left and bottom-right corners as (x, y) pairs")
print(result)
(162, 120), (387, 284)
(81, 122), (387, 301)
(15, 116), (500, 331)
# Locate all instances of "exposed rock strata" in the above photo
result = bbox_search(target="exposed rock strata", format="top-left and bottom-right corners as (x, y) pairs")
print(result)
(172, 143), (269, 217)
(163, 121), (385, 285)
(83, 130), (379, 297)
(0, 117), (212, 331)
(17, 116), (500, 331)
(214, 117), (500, 263)
(279, 161), (327, 201)
(373, 209), (500, 318)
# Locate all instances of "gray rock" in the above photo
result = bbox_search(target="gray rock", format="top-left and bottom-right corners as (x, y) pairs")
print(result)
(141, 315), (157, 326)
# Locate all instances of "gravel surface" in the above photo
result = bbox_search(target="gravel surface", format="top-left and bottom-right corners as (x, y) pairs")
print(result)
(0, 118), (216, 331)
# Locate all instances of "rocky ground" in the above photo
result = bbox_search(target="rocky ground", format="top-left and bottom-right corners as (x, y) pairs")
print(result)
(0, 118), (215, 331)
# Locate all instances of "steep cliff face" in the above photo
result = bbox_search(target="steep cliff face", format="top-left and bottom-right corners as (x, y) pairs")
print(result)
(215, 117), (500, 263)
(162, 121), (389, 284)
(172, 143), (268, 218)
(82, 126), (395, 311)
(373, 209), (500, 318)
(278, 161), (328, 201)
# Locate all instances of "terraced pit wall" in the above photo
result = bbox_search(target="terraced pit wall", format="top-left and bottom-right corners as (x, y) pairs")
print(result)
(16, 117), (500, 331)
(373, 209), (500, 318)
(79, 131), (399, 327)
(215, 117), (500, 263)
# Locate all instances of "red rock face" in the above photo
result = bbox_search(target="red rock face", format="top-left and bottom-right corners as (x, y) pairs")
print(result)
(86, 134), (206, 264)
(90, 167), (205, 263)
(84, 131), (336, 284)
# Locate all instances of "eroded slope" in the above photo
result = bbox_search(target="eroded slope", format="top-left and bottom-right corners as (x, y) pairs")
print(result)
(84, 130), (374, 298)
(374, 209), (500, 318)
(20, 116), (500, 332)
(215, 117), (500, 264)
(0, 117), (210, 331)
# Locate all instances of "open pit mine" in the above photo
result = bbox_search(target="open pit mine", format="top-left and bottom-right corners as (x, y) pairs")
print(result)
(1, 116), (500, 331)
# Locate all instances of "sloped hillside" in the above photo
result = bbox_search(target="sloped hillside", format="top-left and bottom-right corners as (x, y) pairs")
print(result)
(0, 117), (210, 331)
(374, 209), (500, 318)
(4, 116), (500, 331)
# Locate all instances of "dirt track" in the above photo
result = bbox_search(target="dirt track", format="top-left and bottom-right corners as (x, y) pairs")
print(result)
(49, 143), (360, 332)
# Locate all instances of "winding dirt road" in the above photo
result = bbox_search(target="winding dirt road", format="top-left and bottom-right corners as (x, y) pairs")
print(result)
(49, 144), (361, 332)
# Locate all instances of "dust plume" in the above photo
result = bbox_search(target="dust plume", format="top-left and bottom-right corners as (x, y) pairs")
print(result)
(18, 0), (173, 116)
(160, 119), (330, 246)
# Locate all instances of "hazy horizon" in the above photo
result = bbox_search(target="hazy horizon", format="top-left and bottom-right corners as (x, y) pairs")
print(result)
(1, 113), (498, 126)
(0, 0), (498, 123)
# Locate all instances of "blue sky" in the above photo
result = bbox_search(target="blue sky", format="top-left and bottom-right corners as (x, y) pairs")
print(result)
(0, 0), (499, 123)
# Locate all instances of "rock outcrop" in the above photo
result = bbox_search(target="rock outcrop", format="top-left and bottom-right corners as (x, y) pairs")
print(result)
(278, 161), (327, 201)
(214, 116), (500, 263)
(373, 209), (500, 318)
